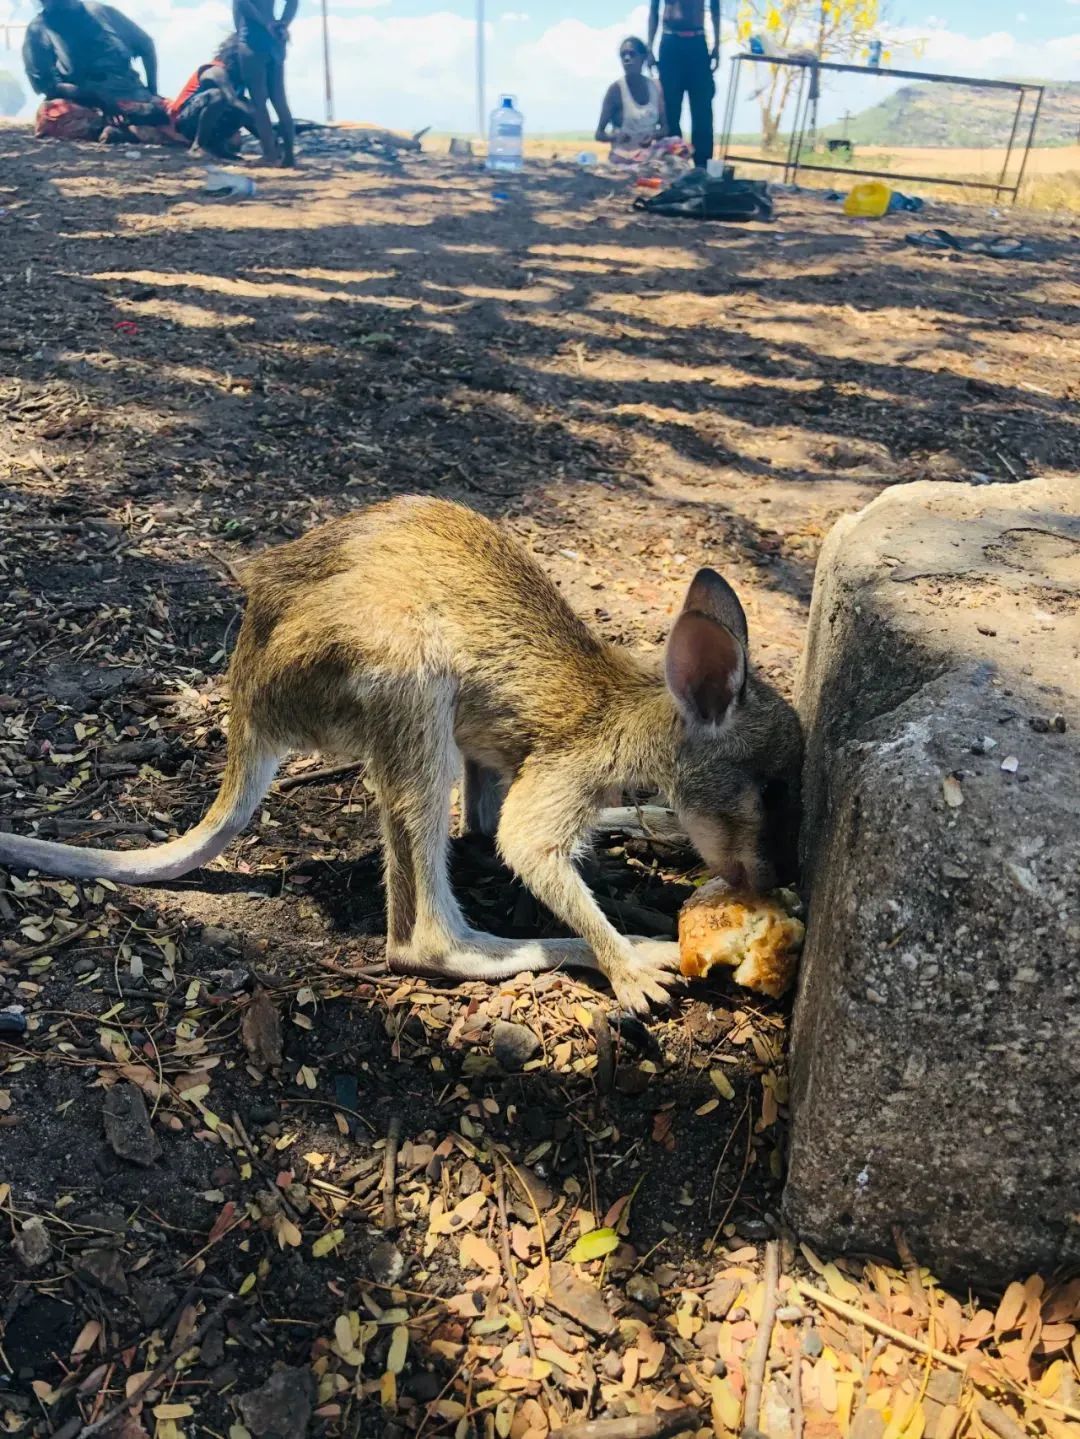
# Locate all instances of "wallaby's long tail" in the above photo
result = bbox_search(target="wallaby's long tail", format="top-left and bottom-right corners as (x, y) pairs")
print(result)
(0, 723), (280, 885)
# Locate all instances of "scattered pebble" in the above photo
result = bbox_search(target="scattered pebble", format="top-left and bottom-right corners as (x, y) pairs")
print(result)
(14, 1217), (51, 1269)
(237, 1365), (315, 1439)
(803, 1328), (825, 1358)
(491, 1019), (540, 1070)
(102, 1082), (160, 1167)
(368, 1239), (405, 1286)
(626, 1272), (662, 1312)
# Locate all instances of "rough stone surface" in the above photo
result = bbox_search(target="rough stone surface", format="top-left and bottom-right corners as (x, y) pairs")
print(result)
(546, 1261), (617, 1336)
(491, 1020), (541, 1071)
(13, 1217), (52, 1270)
(102, 1082), (161, 1167)
(236, 1365), (315, 1439)
(786, 477), (1079, 1283)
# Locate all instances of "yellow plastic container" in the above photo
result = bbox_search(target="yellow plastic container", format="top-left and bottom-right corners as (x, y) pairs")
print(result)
(843, 181), (892, 218)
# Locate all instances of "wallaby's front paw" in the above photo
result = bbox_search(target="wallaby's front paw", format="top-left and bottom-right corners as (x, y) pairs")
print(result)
(607, 940), (683, 1015)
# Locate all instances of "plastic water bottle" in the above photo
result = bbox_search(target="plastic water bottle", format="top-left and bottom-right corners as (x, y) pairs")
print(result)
(486, 95), (524, 173)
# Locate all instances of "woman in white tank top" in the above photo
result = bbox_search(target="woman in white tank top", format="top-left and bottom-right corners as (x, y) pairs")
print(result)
(595, 36), (666, 163)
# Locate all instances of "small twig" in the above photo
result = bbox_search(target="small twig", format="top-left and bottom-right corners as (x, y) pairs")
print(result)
(73, 1292), (233, 1438)
(313, 954), (395, 985)
(381, 1115), (402, 1231)
(493, 1154), (552, 1404)
(232, 1109), (304, 1220)
(793, 1281), (1080, 1425)
(205, 548), (249, 588)
(708, 1095), (752, 1219)
(790, 1340), (804, 1439)
(280, 1097), (376, 1134)
(549, 1409), (700, 1439)
(278, 761), (364, 793)
(742, 1239), (780, 1436)
(795, 1281), (966, 1371)
(9, 921), (91, 963)
(591, 1009), (615, 1097)
(28, 450), (63, 486)
(892, 1225), (929, 1320)
(977, 1401), (1029, 1439)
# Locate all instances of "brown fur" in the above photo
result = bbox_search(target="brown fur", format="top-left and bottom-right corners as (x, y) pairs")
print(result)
(0, 496), (803, 1014)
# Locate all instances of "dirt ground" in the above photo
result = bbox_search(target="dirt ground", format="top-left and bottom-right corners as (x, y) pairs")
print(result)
(1, 127), (1079, 1439)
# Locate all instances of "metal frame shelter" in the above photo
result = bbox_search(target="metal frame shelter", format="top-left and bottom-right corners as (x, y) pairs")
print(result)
(717, 53), (1045, 205)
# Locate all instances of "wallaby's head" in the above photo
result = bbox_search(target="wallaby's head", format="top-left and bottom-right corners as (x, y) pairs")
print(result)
(664, 568), (803, 893)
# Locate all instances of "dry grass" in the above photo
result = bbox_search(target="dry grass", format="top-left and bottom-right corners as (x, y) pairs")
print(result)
(514, 136), (1080, 213)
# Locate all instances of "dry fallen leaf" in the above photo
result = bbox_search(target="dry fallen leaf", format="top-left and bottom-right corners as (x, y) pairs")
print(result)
(241, 989), (283, 1070)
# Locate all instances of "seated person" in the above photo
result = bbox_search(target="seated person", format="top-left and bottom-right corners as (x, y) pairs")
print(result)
(169, 35), (255, 158)
(22, 0), (179, 143)
(595, 36), (669, 168)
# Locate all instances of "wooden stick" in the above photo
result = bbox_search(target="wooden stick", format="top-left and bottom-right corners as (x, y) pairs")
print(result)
(892, 1225), (929, 1320)
(794, 1281), (965, 1370)
(493, 1157), (541, 1370)
(550, 1407), (700, 1439)
(278, 761), (363, 793)
(591, 1009), (615, 1097)
(75, 1293), (232, 1438)
(793, 1281), (1080, 1424)
(10, 921), (91, 963)
(977, 1401), (1029, 1439)
(790, 1347), (804, 1439)
(592, 805), (687, 846)
(742, 1240), (780, 1435)
(381, 1115), (402, 1231)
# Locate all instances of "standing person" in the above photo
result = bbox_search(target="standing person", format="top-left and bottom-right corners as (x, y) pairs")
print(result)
(22, 0), (179, 142)
(647, 0), (720, 169)
(233, 0), (297, 166)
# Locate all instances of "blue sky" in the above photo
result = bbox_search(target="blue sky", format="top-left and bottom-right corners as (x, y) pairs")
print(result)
(1, 0), (1077, 131)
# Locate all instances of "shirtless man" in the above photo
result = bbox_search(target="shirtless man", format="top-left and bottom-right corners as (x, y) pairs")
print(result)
(647, 0), (720, 169)
(233, 0), (296, 165)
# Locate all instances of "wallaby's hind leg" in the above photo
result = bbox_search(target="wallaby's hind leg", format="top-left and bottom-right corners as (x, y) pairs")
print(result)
(462, 759), (506, 838)
(377, 803), (417, 951)
(496, 759), (682, 1015)
(369, 684), (471, 961)
(372, 689), (597, 983)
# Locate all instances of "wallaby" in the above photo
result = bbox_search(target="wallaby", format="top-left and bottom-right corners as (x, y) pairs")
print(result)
(0, 497), (803, 1014)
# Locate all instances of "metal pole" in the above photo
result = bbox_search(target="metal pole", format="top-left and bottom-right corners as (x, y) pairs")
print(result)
(1011, 84), (1044, 205)
(476, 0), (485, 137)
(321, 0), (333, 122)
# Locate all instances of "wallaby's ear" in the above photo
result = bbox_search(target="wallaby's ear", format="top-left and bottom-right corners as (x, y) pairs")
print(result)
(665, 610), (746, 729)
(681, 567), (748, 648)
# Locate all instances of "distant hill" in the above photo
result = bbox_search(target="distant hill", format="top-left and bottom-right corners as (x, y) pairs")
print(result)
(827, 80), (1080, 149)
(0, 69), (24, 117)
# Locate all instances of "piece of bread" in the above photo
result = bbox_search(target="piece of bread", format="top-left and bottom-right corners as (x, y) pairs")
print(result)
(678, 879), (805, 998)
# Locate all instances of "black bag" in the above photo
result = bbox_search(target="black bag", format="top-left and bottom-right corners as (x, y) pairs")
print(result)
(634, 171), (773, 222)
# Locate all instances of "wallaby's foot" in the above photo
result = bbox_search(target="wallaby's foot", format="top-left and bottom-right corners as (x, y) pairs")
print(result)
(606, 939), (683, 1015)
(387, 931), (597, 983)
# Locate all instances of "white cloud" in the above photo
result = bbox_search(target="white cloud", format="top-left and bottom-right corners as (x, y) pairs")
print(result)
(499, 11), (530, 23)
(887, 19), (1080, 81)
